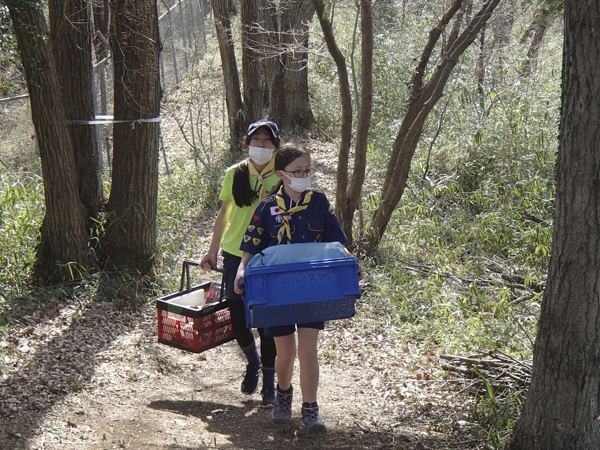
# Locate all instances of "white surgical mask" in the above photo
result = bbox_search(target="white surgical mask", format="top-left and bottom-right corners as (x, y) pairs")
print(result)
(248, 146), (273, 165)
(285, 175), (312, 193)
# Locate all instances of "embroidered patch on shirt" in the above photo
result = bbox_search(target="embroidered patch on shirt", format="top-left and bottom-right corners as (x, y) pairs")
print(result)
(243, 235), (251, 242)
(270, 206), (282, 215)
(253, 214), (260, 222)
(275, 215), (283, 223)
(257, 227), (264, 235)
(253, 238), (261, 246)
(247, 225), (255, 233)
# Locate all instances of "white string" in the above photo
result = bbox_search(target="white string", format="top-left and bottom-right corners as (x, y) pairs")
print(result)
(66, 116), (161, 129)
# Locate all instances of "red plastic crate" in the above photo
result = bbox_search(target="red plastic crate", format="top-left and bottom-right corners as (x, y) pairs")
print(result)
(156, 261), (234, 353)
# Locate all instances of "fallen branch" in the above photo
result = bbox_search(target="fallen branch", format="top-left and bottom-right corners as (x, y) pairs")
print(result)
(401, 260), (545, 293)
(440, 350), (532, 389)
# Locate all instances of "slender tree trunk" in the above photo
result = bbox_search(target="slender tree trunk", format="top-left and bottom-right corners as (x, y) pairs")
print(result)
(475, 27), (486, 112)
(5, 0), (91, 279)
(49, 0), (104, 219)
(313, 0), (352, 227)
(520, 12), (550, 77)
(104, 0), (161, 273)
(364, 0), (501, 255)
(212, 0), (244, 150)
(346, 0), (373, 246)
(241, 0), (263, 125)
(510, 2), (600, 447)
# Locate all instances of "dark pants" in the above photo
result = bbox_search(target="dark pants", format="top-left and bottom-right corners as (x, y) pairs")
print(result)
(222, 251), (276, 368)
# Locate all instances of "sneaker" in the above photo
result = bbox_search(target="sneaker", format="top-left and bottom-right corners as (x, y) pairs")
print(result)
(260, 388), (278, 409)
(272, 385), (293, 423)
(241, 363), (262, 395)
(302, 402), (327, 434)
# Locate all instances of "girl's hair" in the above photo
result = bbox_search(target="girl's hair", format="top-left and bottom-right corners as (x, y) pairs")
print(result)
(274, 142), (310, 171)
(269, 143), (311, 194)
(232, 125), (282, 207)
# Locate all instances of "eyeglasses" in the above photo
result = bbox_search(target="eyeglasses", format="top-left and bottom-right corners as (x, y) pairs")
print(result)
(283, 169), (312, 178)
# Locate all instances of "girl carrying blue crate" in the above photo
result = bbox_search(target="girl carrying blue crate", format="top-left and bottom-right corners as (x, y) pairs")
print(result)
(234, 143), (361, 434)
(200, 120), (281, 408)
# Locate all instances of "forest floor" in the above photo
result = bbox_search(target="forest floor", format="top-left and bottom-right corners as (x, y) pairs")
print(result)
(0, 294), (484, 450)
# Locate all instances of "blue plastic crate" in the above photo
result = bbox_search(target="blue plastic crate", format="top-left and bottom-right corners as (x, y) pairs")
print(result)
(243, 257), (360, 328)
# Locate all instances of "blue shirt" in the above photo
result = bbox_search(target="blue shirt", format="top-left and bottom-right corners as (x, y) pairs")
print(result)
(240, 189), (347, 255)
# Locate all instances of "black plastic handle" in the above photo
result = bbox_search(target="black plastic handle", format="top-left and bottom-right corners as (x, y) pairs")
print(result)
(179, 259), (227, 302)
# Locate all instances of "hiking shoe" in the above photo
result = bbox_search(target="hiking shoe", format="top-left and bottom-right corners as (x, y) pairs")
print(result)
(272, 385), (293, 423)
(260, 388), (278, 409)
(241, 363), (262, 395)
(302, 402), (327, 434)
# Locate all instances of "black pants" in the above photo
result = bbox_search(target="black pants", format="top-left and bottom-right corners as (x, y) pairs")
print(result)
(222, 251), (276, 368)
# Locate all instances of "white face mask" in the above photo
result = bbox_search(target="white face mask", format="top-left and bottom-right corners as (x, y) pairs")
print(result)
(285, 175), (312, 193)
(248, 146), (274, 165)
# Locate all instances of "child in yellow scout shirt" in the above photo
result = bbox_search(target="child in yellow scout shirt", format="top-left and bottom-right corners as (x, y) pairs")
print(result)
(200, 120), (281, 407)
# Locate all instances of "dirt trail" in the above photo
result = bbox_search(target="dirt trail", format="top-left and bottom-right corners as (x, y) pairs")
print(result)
(0, 295), (478, 450)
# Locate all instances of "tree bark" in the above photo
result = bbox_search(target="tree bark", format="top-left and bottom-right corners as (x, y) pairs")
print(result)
(104, 0), (161, 274)
(212, 0), (244, 150)
(258, 0), (279, 109)
(509, 2), (600, 448)
(269, 0), (314, 131)
(5, 0), (91, 279)
(241, 0), (263, 126)
(49, 0), (104, 219)
(363, 0), (501, 255)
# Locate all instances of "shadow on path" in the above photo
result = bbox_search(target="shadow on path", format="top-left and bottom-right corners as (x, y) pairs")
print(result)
(0, 298), (148, 448)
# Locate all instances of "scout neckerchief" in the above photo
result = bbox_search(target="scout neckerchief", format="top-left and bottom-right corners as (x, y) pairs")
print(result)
(275, 186), (313, 244)
(248, 159), (275, 200)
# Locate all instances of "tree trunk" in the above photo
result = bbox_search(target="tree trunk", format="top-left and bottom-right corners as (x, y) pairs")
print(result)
(520, 12), (550, 77)
(313, 0), (373, 246)
(509, 2), (600, 448)
(346, 0), (373, 247)
(363, 0), (501, 256)
(5, 0), (91, 279)
(104, 0), (161, 274)
(241, 0), (263, 126)
(212, 0), (244, 150)
(269, 0), (314, 131)
(313, 0), (352, 233)
(475, 27), (486, 113)
(49, 0), (104, 219)
(258, 0), (279, 109)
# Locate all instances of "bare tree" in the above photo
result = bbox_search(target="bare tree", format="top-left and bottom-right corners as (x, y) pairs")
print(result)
(313, 0), (373, 246)
(212, 0), (245, 150)
(103, 0), (162, 273)
(509, 1), (600, 448)
(4, 0), (91, 279)
(520, 0), (563, 77)
(364, 0), (502, 255)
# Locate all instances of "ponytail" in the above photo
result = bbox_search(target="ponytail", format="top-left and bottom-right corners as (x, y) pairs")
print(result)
(232, 160), (256, 207)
